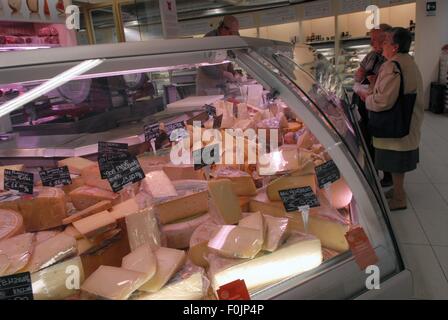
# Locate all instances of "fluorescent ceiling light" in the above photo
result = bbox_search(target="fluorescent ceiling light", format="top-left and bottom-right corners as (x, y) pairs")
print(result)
(0, 59), (104, 120)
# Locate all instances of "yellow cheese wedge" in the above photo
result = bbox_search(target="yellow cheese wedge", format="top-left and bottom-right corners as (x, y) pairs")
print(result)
(31, 256), (85, 300)
(81, 265), (146, 300)
(213, 167), (257, 196)
(188, 222), (220, 268)
(72, 211), (117, 240)
(208, 225), (263, 259)
(0, 209), (24, 241)
(0, 233), (34, 276)
(162, 213), (211, 249)
(139, 247), (186, 293)
(69, 186), (118, 211)
(109, 197), (140, 221)
(63, 200), (112, 225)
(58, 157), (95, 175)
(81, 164), (114, 192)
(208, 179), (241, 225)
(121, 244), (157, 284)
(262, 215), (289, 252)
(266, 174), (317, 201)
(238, 212), (265, 242)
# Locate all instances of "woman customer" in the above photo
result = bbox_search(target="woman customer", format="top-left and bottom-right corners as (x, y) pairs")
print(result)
(355, 27), (424, 211)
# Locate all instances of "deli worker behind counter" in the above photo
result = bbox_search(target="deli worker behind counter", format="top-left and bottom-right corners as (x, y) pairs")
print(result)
(196, 16), (241, 96)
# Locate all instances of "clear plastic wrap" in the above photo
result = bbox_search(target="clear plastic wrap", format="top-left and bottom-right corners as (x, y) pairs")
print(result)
(262, 215), (289, 252)
(0, 233), (34, 276)
(257, 144), (300, 176)
(125, 206), (162, 251)
(161, 213), (212, 249)
(0, 208), (24, 241)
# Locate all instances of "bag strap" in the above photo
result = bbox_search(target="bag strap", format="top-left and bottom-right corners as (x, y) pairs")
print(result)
(391, 60), (404, 97)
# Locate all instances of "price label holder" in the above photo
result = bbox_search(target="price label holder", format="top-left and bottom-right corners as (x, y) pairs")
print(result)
(217, 279), (251, 300)
(315, 160), (340, 189)
(0, 272), (34, 300)
(39, 166), (72, 187)
(4, 169), (34, 195)
(345, 226), (379, 270)
(104, 156), (145, 193)
(279, 186), (320, 234)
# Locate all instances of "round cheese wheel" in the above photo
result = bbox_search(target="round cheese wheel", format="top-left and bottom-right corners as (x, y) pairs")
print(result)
(325, 177), (353, 209)
(0, 209), (24, 241)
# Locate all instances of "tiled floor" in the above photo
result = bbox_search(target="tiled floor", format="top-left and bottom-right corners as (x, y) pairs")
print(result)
(388, 111), (448, 299)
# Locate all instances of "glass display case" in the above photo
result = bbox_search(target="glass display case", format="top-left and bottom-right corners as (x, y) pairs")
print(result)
(0, 36), (412, 300)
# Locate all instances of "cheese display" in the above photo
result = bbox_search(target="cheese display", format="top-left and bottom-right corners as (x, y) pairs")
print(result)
(0, 164), (24, 191)
(162, 213), (211, 249)
(209, 234), (322, 293)
(208, 225), (263, 259)
(266, 174), (317, 201)
(262, 215), (289, 252)
(72, 211), (117, 240)
(58, 157), (95, 175)
(63, 200), (113, 225)
(24, 232), (77, 273)
(0, 209), (24, 240)
(141, 170), (178, 201)
(0, 233), (34, 276)
(121, 244), (157, 284)
(125, 207), (161, 251)
(31, 256), (85, 300)
(212, 167), (257, 196)
(208, 179), (241, 225)
(0, 187), (67, 232)
(81, 265), (146, 300)
(139, 247), (186, 293)
(69, 186), (118, 211)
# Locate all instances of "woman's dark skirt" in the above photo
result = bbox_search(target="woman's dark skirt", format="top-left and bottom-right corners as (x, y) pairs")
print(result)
(375, 148), (419, 173)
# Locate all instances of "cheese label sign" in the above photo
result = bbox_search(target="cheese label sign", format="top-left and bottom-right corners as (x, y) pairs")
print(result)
(3, 169), (34, 195)
(144, 123), (160, 142)
(39, 166), (72, 187)
(345, 226), (379, 271)
(105, 156), (145, 193)
(0, 272), (34, 300)
(98, 141), (129, 154)
(98, 151), (130, 179)
(315, 160), (340, 189)
(165, 121), (185, 134)
(217, 279), (251, 300)
(279, 186), (320, 212)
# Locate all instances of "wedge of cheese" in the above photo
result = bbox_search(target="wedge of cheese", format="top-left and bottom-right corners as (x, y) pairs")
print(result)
(208, 225), (263, 259)
(64, 225), (83, 240)
(188, 222), (220, 268)
(81, 265), (146, 300)
(266, 174), (317, 201)
(62, 175), (85, 197)
(0, 164), (24, 191)
(31, 256), (85, 300)
(0, 233), (34, 276)
(208, 179), (241, 225)
(141, 170), (178, 201)
(121, 244), (157, 284)
(162, 213), (211, 249)
(258, 145), (300, 176)
(139, 247), (186, 293)
(262, 215), (289, 252)
(72, 211), (117, 240)
(0, 209), (24, 241)
(238, 212), (265, 243)
(63, 200), (112, 225)
(125, 207), (161, 251)
(69, 186), (118, 211)
(80, 164), (114, 192)
(24, 232), (77, 273)
(212, 167), (257, 196)
(58, 157), (95, 175)
(109, 197), (140, 221)
(163, 164), (204, 181)
(0, 187), (67, 232)
(210, 234), (322, 293)
(35, 230), (59, 244)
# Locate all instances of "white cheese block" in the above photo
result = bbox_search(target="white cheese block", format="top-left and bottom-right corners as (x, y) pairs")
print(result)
(0, 233), (35, 276)
(210, 234), (322, 293)
(0, 209), (24, 241)
(24, 232), (77, 273)
(208, 225), (263, 259)
(208, 179), (241, 225)
(69, 186), (118, 211)
(125, 207), (161, 252)
(58, 157), (95, 175)
(262, 215), (289, 252)
(81, 265), (146, 300)
(63, 200), (112, 225)
(0, 164), (24, 191)
(238, 212), (265, 243)
(122, 244), (157, 284)
(141, 170), (178, 201)
(161, 213), (211, 249)
(266, 174), (317, 201)
(72, 211), (117, 240)
(139, 247), (186, 293)
(31, 256), (85, 300)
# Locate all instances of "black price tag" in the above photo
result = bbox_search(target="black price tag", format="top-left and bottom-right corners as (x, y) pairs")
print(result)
(39, 166), (72, 187)
(165, 121), (185, 134)
(98, 152), (130, 179)
(104, 156), (145, 193)
(279, 186), (320, 213)
(0, 272), (34, 300)
(144, 123), (160, 142)
(193, 144), (220, 170)
(98, 141), (129, 154)
(315, 160), (340, 189)
(4, 170), (34, 195)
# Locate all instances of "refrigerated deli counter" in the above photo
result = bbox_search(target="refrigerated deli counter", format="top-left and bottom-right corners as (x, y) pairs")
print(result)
(0, 36), (412, 300)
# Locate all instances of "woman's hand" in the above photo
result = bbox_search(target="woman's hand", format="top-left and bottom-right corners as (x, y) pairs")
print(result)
(353, 83), (371, 102)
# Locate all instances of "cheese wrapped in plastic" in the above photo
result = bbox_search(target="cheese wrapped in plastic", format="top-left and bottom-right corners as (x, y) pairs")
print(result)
(211, 167), (257, 196)
(162, 213), (211, 249)
(257, 145), (299, 176)
(188, 222), (220, 268)
(0, 233), (35, 276)
(262, 215), (289, 252)
(209, 233), (322, 294)
(125, 206), (161, 251)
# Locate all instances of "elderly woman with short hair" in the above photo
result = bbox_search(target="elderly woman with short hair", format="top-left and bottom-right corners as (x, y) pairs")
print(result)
(355, 27), (424, 211)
